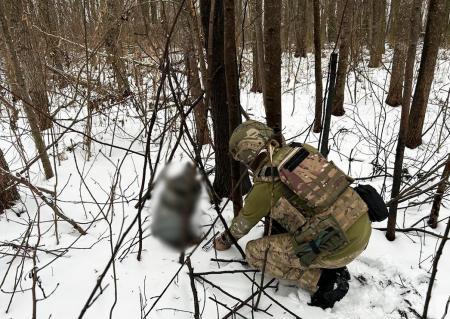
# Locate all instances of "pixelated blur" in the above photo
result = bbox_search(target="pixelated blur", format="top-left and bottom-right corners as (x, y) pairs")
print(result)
(150, 162), (202, 250)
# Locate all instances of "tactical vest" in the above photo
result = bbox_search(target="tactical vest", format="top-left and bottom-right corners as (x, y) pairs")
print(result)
(254, 143), (368, 267)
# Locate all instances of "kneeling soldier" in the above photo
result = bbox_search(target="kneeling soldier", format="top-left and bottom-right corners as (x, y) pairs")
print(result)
(214, 120), (372, 309)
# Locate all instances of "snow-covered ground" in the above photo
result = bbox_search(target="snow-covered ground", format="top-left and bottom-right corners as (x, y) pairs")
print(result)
(1, 48), (450, 319)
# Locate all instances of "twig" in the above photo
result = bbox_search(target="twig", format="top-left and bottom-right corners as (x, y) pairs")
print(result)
(186, 259), (200, 319)
(222, 278), (276, 319)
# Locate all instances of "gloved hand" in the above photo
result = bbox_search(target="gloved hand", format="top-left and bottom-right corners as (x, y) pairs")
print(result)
(214, 232), (232, 251)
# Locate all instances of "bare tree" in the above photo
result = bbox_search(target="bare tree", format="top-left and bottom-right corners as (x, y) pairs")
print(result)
(0, 1), (54, 180)
(10, 0), (52, 131)
(386, 0), (422, 241)
(427, 155), (450, 228)
(368, 0), (384, 68)
(264, 0), (282, 143)
(386, 0), (413, 107)
(0, 149), (20, 213)
(332, 0), (354, 116)
(313, 0), (323, 132)
(224, 0), (243, 217)
(406, 0), (447, 149)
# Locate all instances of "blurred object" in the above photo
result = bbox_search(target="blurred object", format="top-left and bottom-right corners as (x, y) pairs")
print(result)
(151, 162), (202, 250)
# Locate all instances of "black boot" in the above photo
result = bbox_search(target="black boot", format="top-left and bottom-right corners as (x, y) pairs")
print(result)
(309, 267), (350, 309)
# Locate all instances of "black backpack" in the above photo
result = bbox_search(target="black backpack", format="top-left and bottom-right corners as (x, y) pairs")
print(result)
(353, 184), (389, 223)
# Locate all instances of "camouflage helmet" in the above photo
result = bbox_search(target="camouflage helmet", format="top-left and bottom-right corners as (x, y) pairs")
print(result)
(229, 120), (275, 164)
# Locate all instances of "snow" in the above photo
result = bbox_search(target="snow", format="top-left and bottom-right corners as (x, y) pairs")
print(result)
(1, 48), (450, 319)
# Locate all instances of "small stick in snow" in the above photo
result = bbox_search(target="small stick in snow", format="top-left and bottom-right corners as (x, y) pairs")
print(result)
(186, 259), (200, 319)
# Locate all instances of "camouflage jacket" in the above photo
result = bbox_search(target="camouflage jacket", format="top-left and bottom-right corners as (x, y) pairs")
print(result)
(224, 144), (372, 261)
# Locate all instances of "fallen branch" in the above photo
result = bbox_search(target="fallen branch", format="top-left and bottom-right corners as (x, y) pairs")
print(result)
(374, 227), (449, 240)
(0, 168), (86, 235)
(221, 278), (276, 319)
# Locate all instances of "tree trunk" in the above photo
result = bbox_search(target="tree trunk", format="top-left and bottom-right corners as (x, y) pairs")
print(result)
(368, 0), (384, 67)
(332, 0), (353, 116)
(386, 0), (421, 241)
(295, 0), (307, 58)
(253, 0), (266, 101)
(0, 2), (54, 180)
(427, 155), (450, 228)
(386, 0), (413, 107)
(387, 0), (401, 47)
(406, 0), (447, 149)
(37, 0), (66, 87)
(327, 0), (337, 43)
(200, 0), (232, 199)
(250, 0), (262, 93)
(104, 0), (129, 94)
(264, 0), (282, 143)
(313, 0), (323, 133)
(224, 0), (243, 217)
(10, 0), (52, 131)
(0, 149), (20, 214)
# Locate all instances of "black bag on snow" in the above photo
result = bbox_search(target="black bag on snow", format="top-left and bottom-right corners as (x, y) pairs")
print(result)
(353, 184), (389, 222)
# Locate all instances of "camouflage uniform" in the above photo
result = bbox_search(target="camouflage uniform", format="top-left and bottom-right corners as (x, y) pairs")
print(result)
(225, 121), (372, 292)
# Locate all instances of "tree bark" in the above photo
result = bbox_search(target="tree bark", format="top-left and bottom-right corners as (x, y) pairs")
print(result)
(264, 0), (282, 143)
(368, 0), (384, 68)
(313, 0), (323, 132)
(37, 0), (66, 86)
(200, 0), (232, 199)
(327, 0), (337, 43)
(224, 0), (243, 217)
(0, 149), (20, 213)
(386, 0), (413, 107)
(427, 155), (450, 228)
(253, 0), (266, 101)
(332, 0), (353, 116)
(386, 0), (421, 241)
(104, 0), (129, 94)
(0, 1), (54, 180)
(295, 0), (307, 58)
(387, 0), (401, 47)
(250, 0), (262, 93)
(406, 0), (447, 149)
(10, 0), (52, 131)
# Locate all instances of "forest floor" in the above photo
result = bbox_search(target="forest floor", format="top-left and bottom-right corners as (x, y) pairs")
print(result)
(1, 48), (450, 319)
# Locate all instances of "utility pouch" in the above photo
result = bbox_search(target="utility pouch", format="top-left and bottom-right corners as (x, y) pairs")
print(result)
(292, 216), (349, 268)
(272, 197), (307, 234)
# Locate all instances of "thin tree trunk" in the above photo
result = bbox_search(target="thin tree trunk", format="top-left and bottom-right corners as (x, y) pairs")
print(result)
(406, 0), (447, 149)
(104, 0), (129, 94)
(327, 0), (337, 43)
(388, 0), (401, 46)
(427, 155), (450, 228)
(0, 2), (54, 180)
(386, 0), (413, 107)
(368, 0), (383, 67)
(295, 0), (307, 58)
(38, 0), (66, 87)
(313, 0), (323, 132)
(386, 0), (421, 241)
(250, 0), (262, 93)
(254, 0), (266, 102)
(10, 0), (52, 131)
(200, 0), (232, 199)
(264, 0), (282, 143)
(224, 0), (243, 217)
(0, 149), (20, 213)
(332, 0), (353, 116)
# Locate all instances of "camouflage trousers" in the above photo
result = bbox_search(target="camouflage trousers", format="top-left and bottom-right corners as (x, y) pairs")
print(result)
(245, 233), (364, 292)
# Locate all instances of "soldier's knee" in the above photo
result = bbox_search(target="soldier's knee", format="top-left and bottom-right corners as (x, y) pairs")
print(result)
(245, 240), (260, 267)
